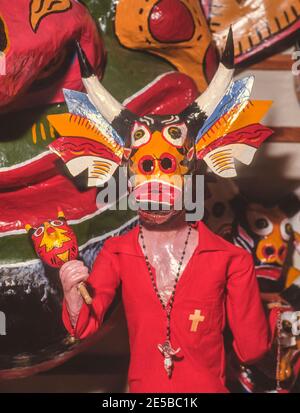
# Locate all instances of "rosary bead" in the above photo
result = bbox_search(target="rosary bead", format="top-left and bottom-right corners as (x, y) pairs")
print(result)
(139, 224), (192, 350)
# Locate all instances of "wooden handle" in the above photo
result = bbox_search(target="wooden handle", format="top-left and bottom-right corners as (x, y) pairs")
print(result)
(78, 282), (92, 305)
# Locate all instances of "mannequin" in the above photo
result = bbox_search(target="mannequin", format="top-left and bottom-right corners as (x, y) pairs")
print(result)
(50, 30), (278, 392)
(60, 206), (277, 392)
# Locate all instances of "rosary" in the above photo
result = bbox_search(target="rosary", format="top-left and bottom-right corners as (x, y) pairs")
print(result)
(275, 310), (283, 392)
(139, 223), (192, 378)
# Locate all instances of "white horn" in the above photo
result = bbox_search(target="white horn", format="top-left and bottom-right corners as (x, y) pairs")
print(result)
(76, 42), (124, 123)
(195, 27), (235, 117)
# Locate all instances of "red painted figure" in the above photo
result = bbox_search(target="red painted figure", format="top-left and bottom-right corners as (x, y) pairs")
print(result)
(56, 30), (276, 393)
(60, 218), (277, 393)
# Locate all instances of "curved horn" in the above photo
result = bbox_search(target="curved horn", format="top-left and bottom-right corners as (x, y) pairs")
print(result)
(76, 42), (125, 123)
(194, 27), (235, 117)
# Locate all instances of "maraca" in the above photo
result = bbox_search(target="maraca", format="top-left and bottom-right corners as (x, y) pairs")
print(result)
(25, 209), (92, 305)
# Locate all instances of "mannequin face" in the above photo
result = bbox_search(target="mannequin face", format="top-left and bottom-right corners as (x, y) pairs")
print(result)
(139, 207), (185, 227)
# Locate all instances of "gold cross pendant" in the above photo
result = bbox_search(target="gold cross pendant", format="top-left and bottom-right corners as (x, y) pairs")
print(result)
(189, 309), (205, 332)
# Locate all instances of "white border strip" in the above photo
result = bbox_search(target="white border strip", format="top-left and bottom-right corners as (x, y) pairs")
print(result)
(123, 72), (177, 106)
(0, 194), (129, 238)
(0, 216), (138, 269)
(0, 150), (51, 172)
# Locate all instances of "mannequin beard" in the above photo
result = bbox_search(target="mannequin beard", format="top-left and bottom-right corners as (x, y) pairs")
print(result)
(138, 207), (186, 228)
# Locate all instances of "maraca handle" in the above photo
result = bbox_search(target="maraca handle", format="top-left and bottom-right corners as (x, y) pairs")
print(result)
(78, 282), (93, 305)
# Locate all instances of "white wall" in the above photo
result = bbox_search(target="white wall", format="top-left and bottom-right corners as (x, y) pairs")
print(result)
(234, 64), (300, 199)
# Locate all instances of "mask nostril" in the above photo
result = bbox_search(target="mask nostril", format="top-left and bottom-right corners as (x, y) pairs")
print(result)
(160, 157), (173, 170)
(264, 246), (275, 257)
(142, 159), (154, 173)
(138, 156), (155, 175)
(159, 153), (177, 174)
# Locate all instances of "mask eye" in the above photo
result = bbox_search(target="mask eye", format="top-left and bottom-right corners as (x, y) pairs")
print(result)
(50, 220), (64, 227)
(247, 210), (273, 237)
(131, 122), (151, 148)
(280, 218), (292, 241)
(34, 226), (44, 237)
(162, 123), (187, 147)
(138, 156), (155, 175)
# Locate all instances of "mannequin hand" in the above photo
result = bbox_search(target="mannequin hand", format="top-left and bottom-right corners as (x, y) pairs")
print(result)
(60, 260), (89, 326)
(260, 292), (289, 309)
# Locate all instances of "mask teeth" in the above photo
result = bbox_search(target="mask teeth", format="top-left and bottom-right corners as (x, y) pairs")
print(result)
(138, 201), (172, 212)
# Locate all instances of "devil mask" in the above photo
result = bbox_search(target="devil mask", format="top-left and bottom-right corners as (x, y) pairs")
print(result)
(0, 0), (103, 112)
(26, 210), (78, 268)
(48, 29), (273, 221)
(232, 199), (292, 293)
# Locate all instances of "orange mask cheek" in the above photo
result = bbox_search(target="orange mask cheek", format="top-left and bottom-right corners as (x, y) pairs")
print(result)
(256, 226), (288, 266)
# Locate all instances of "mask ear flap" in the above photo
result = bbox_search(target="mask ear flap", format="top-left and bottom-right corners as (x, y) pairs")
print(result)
(194, 76), (273, 178)
(48, 113), (124, 188)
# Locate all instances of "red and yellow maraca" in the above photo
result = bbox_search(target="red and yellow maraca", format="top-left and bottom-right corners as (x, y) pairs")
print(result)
(25, 209), (92, 305)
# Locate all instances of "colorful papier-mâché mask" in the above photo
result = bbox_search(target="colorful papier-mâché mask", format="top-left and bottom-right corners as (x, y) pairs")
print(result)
(286, 209), (300, 288)
(207, 0), (300, 64)
(115, 0), (218, 92)
(25, 210), (78, 268)
(233, 200), (292, 293)
(48, 28), (273, 210)
(0, 0), (103, 112)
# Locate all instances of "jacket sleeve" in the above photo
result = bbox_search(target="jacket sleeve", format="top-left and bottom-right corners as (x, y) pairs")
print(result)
(226, 251), (277, 364)
(62, 242), (121, 339)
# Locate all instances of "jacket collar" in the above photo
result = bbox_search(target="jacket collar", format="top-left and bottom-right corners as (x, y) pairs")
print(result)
(110, 220), (228, 257)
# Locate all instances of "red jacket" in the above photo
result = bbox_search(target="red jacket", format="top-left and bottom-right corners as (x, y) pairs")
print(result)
(63, 221), (276, 393)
